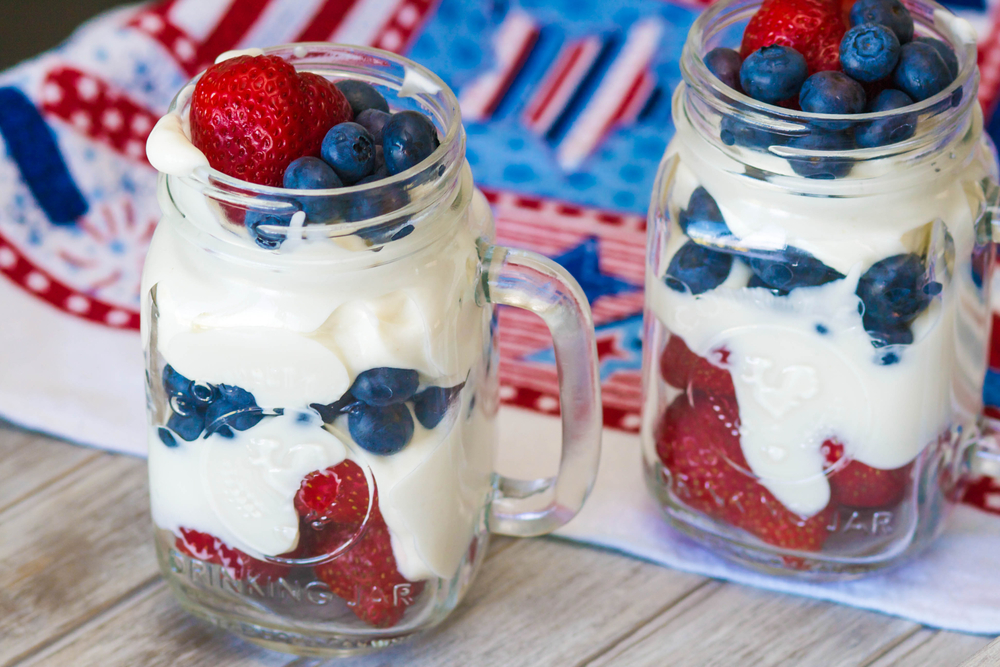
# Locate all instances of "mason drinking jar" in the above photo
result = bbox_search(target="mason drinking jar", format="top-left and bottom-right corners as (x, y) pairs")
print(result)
(142, 44), (602, 655)
(641, 0), (998, 576)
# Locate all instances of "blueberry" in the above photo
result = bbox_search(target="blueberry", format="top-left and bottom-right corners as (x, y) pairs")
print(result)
(283, 156), (342, 190)
(204, 384), (264, 434)
(348, 403), (414, 455)
(665, 241), (733, 295)
(840, 24), (901, 83)
(893, 41), (954, 102)
(163, 364), (193, 399)
(167, 411), (205, 442)
(413, 385), (463, 429)
(799, 71), (867, 116)
(350, 367), (420, 406)
(678, 187), (731, 242)
(245, 212), (290, 250)
(382, 111), (440, 175)
(321, 123), (376, 185)
(158, 427), (179, 448)
(749, 248), (844, 291)
(352, 183), (407, 222)
(857, 254), (938, 333)
(704, 47), (742, 91)
(334, 80), (390, 116)
(719, 116), (779, 149)
(850, 0), (914, 44)
(914, 37), (958, 79)
(787, 132), (854, 179)
(356, 109), (391, 144)
(855, 89), (916, 148)
(356, 149), (391, 184)
(283, 156), (343, 222)
(739, 45), (808, 104)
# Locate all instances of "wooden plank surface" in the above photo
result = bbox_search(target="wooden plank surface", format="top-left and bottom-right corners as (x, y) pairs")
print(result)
(0, 451), (157, 667)
(961, 637), (1000, 667)
(1, 426), (995, 667)
(0, 429), (99, 513)
(869, 629), (993, 667)
(585, 580), (919, 667)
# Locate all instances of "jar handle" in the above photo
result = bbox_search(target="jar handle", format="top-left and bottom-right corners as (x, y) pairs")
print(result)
(479, 241), (603, 537)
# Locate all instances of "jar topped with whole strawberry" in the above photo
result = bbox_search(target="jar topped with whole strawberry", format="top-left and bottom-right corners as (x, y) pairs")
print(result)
(140, 44), (602, 655)
(641, 0), (998, 578)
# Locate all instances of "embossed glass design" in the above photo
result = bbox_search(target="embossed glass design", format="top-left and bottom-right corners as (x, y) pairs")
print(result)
(142, 44), (602, 656)
(641, 0), (998, 577)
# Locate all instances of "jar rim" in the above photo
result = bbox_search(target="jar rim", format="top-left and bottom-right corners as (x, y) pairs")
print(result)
(164, 42), (466, 239)
(682, 0), (978, 132)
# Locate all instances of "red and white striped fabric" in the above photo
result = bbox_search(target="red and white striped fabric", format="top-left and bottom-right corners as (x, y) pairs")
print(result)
(459, 9), (539, 121)
(555, 18), (660, 169)
(523, 35), (604, 134)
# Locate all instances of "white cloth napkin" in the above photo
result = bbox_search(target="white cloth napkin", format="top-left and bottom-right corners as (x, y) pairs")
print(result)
(546, 416), (1000, 635)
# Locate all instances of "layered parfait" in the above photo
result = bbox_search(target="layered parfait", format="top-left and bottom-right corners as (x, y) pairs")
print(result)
(644, 0), (995, 572)
(143, 47), (496, 635)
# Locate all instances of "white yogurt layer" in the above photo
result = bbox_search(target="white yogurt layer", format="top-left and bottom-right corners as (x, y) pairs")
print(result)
(144, 103), (496, 581)
(646, 94), (992, 517)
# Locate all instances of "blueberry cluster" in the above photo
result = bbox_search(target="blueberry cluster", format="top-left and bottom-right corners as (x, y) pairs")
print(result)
(246, 81), (440, 249)
(157, 365), (266, 447)
(310, 367), (464, 456)
(666, 187), (940, 359)
(708, 0), (958, 178)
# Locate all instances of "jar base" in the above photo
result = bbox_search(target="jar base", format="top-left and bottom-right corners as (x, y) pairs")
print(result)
(643, 460), (943, 581)
(166, 577), (432, 658)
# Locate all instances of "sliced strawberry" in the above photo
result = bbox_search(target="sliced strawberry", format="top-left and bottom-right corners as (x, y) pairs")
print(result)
(656, 393), (745, 515)
(722, 483), (834, 553)
(657, 395), (832, 552)
(823, 440), (912, 508)
(741, 0), (847, 73)
(190, 55), (351, 186)
(295, 460), (369, 527)
(659, 335), (735, 396)
(315, 499), (424, 628)
(175, 528), (284, 582)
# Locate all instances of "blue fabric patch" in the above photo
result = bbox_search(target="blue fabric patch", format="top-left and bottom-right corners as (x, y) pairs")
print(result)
(0, 87), (88, 225)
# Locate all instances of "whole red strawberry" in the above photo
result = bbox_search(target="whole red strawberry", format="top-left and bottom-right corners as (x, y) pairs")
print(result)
(656, 395), (833, 553)
(315, 498), (424, 628)
(659, 335), (735, 397)
(190, 55), (351, 186)
(175, 528), (285, 582)
(741, 0), (847, 73)
(822, 440), (912, 508)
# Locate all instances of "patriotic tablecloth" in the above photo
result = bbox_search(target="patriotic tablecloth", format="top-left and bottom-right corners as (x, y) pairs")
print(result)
(5, 0), (1000, 634)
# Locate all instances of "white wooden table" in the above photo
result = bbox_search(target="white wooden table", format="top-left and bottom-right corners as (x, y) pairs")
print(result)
(1, 423), (998, 667)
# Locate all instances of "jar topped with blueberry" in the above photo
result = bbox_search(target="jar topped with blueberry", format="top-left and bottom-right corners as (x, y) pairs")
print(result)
(141, 44), (602, 655)
(641, 0), (998, 577)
